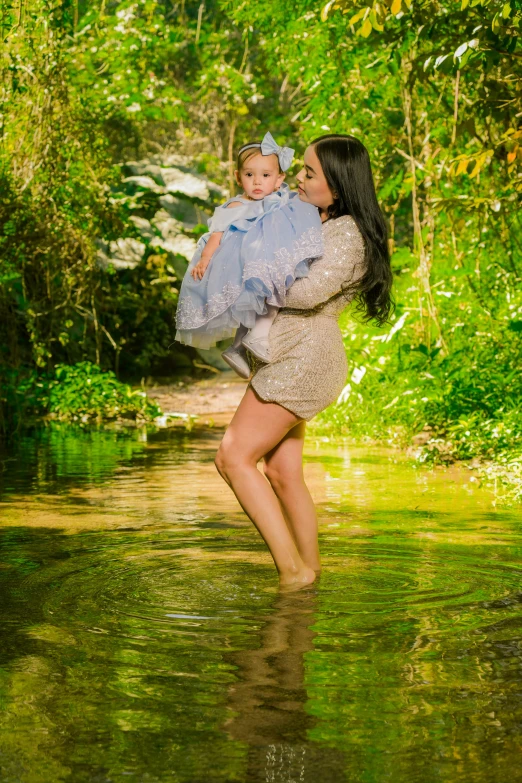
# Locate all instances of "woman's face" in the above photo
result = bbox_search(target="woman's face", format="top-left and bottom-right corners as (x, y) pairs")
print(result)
(296, 145), (335, 216)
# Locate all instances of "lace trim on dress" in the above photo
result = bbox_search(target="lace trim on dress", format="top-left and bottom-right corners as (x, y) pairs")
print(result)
(175, 282), (243, 329)
(242, 226), (323, 303)
(175, 226), (323, 330)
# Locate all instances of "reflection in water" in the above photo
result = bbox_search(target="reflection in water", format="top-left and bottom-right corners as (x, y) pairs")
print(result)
(224, 589), (345, 782)
(1, 425), (522, 782)
(226, 590), (316, 747)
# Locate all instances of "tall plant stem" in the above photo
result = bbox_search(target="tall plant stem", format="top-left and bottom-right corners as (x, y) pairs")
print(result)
(195, 3), (204, 43)
(452, 70), (460, 145)
(228, 117), (238, 197)
(227, 34), (249, 195)
(402, 66), (447, 354)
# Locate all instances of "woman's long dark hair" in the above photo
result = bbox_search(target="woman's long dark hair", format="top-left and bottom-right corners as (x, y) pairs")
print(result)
(312, 134), (393, 325)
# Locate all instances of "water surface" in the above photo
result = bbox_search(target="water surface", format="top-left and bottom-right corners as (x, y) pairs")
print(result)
(1, 426), (521, 782)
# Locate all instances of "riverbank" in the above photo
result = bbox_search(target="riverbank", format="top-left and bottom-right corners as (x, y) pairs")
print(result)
(145, 371), (248, 429)
(144, 370), (520, 506)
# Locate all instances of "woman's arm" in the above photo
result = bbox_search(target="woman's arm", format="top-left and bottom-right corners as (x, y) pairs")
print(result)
(284, 216), (366, 310)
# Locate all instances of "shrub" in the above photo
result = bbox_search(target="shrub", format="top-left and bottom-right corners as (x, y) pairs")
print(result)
(0, 362), (160, 436)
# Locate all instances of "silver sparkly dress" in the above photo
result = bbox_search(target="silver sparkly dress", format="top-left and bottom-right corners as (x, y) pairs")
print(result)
(250, 215), (366, 421)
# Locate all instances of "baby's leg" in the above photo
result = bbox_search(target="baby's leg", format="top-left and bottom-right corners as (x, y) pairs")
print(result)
(247, 305), (279, 341)
(241, 305), (278, 363)
(231, 324), (249, 349)
(222, 324), (250, 379)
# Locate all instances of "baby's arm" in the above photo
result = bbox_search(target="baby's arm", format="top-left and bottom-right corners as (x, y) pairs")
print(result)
(191, 231), (223, 280)
(190, 202), (244, 281)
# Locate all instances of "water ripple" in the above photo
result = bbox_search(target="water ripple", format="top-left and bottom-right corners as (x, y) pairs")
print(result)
(1, 431), (522, 782)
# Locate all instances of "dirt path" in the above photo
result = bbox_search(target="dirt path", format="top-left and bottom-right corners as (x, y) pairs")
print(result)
(146, 371), (248, 427)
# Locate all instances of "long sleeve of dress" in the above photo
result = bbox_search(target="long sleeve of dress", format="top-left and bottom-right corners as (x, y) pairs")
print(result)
(283, 214), (366, 310)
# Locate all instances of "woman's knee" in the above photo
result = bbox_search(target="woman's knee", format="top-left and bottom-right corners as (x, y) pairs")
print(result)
(263, 460), (303, 492)
(214, 443), (232, 482)
(214, 447), (228, 481)
(215, 439), (249, 482)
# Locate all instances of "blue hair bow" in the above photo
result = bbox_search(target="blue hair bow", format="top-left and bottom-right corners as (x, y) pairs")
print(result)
(260, 132), (295, 171)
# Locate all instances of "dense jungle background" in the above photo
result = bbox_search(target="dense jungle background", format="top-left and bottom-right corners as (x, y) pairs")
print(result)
(1, 0), (521, 495)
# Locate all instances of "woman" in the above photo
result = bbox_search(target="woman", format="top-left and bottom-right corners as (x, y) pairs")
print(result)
(215, 134), (393, 587)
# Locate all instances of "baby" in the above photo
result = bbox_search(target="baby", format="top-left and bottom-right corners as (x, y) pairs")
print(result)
(175, 132), (323, 378)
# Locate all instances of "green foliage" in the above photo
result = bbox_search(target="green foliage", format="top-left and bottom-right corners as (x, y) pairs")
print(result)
(0, 0), (294, 389)
(315, 268), (522, 500)
(317, 302), (522, 459)
(220, 0), (521, 498)
(0, 362), (160, 434)
(48, 362), (161, 421)
(1, 0), (521, 500)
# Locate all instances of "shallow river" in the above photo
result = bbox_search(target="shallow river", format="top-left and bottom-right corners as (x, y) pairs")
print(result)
(1, 425), (521, 783)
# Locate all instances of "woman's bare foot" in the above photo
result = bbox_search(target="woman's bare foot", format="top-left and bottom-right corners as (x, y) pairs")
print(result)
(279, 565), (316, 589)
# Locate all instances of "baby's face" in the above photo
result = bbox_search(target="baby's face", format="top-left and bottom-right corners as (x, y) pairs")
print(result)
(236, 153), (285, 199)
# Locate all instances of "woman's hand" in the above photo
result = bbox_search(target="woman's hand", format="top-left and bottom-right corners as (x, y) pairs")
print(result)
(191, 256), (211, 281)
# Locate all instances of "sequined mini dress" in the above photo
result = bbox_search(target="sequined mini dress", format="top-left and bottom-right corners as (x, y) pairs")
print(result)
(250, 215), (366, 421)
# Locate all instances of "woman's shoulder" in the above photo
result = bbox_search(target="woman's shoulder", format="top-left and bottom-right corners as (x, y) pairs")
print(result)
(322, 214), (365, 263)
(323, 213), (359, 232)
(323, 214), (364, 244)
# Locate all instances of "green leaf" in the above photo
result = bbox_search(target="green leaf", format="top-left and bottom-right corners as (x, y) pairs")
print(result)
(360, 17), (373, 37)
(321, 0), (336, 22)
(454, 42), (468, 59)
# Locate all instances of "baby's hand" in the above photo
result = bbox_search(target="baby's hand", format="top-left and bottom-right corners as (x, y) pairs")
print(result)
(191, 257), (210, 281)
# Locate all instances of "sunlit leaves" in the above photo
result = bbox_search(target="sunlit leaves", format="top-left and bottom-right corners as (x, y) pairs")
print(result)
(321, 0), (337, 21)
(322, 0), (408, 34)
(321, 0), (521, 52)
(348, 7), (368, 24)
(449, 126), (522, 183)
(454, 42), (468, 58)
(450, 151), (494, 178)
(360, 16), (373, 36)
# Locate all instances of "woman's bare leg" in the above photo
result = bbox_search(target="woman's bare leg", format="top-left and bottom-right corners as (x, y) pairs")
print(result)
(263, 422), (321, 573)
(215, 387), (315, 587)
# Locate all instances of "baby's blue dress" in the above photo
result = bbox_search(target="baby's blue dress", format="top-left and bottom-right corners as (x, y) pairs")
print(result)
(175, 183), (323, 349)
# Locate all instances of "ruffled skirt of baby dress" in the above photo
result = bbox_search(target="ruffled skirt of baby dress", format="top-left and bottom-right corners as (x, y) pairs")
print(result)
(175, 185), (324, 350)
